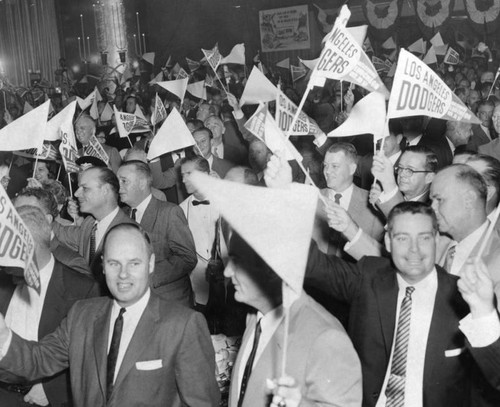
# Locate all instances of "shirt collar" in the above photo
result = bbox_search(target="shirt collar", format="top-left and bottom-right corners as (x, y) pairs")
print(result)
(256, 305), (284, 332)
(97, 206), (119, 232)
(388, 151), (402, 165)
(396, 266), (437, 292)
(39, 254), (55, 291)
(112, 288), (151, 316)
(134, 194), (152, 222)
(458, 220), (489, 246)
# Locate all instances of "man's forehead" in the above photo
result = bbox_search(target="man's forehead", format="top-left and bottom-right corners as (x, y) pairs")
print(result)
(391, 213), (434, 232)
(400, 151), (426, 167)
(324, 151), (347, 162)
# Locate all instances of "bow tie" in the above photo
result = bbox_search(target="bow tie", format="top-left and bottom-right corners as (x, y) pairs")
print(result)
(192, 200), (210, 206)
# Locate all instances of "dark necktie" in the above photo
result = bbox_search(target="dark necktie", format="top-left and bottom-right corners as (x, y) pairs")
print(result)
(193, 200), (210, 206)
(238, 319), (262, 407)
(334, 193), (342, 204)
(443, 244), (456, 272)
(130, 208), (137, 221)
(88, 222), (97, 263)
(385, 286), (415, 407)
(107, 307), (126, 401)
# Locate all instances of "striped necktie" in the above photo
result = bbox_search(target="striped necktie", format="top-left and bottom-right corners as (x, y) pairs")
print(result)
(88, 222), (98, 263)
(385, 286), (415, 407)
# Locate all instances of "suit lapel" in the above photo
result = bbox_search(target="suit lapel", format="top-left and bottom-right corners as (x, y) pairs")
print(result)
(112, 295), (159, 393)
(140, 198), (157, 231)
(93, 300), (113, 400)
(39, 262), (67, 338)
(373, 268), (398, 356)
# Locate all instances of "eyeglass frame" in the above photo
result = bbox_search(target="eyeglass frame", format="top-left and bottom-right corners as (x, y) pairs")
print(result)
(394, 166), (433, 177)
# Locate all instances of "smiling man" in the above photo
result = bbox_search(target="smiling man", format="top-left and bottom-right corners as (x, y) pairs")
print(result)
(0, 223), (219, 407)
(53, 167), (135, 291)
(306, 201), (486, 407)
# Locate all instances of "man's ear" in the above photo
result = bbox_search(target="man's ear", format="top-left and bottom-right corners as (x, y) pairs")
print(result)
(425, 172), (435, 184)
(384, 232), (392, 253)
(149, 253), (155, 274)
(463, 189), (476, 209)
(486, 185), (496, 203)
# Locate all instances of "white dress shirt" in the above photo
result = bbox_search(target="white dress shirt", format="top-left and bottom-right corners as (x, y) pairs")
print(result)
(96, 206), (120, 249)
(211, 143), (224, 159)
(132, 194), (152, 224)
(107, 289), (151, 383)
(237, 306), (284, 395)
(324, 184), (354, 211)
(449, 221), (489, 276)
(376, 270), (438, 407)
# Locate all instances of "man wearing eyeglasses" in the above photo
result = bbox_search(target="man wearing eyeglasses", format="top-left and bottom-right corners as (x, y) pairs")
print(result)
(372, 146), (438, 219)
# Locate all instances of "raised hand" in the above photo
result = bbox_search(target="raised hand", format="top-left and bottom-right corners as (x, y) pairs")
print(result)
(264, 152), (293, 189)
(268, 376), (302, 407)
(458, 258), (495, 318)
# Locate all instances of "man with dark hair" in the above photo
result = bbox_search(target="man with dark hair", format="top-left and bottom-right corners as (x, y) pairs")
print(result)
(0, 223), (220, 406)
(467, 99), (495, 151)
(0, 205), (99, 407)
(117, 161), (196, 306)
(193, 127), (234, 178)
(14, 187), (90, 275)
(372, 146), (438, 218)
(305, 200), (495, 407)
(53, 167), (136, 290)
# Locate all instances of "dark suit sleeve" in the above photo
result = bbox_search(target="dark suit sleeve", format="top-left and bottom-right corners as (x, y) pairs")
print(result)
(469, 337), (500, 391)
(175, 311), (220, 406)
(306, 240), (362, 304)
(158, 206), (197, 282)
(149, 159), (178, 190)
(52, 222), (82, 253)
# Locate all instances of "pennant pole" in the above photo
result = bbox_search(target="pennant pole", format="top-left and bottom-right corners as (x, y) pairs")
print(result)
(284, 84), (313, 141)
(340, 81), (343, 112)
(32, 156), (39, 178)
(126, 135), (133, 148)
(56, 163), (62, 180)
(67, 173), (73, 197)
(280, 304), (290, 378)
(486, 69), (500, 99)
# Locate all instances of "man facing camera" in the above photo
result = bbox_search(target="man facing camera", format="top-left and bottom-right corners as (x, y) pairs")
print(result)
(0, 223), (220, 407)
(227, 233), (362, 407)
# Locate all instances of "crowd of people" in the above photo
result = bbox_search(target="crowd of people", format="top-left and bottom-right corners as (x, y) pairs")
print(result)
(0, 31), (500, 407)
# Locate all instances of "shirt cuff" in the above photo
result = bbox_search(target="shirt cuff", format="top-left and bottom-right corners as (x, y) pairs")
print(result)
(459, 312), (500, 348)
(313, 133), (327, 148)
(344, 228), (363, 251)
(0, 330), (12, 359)
(378, 186), (398, 204)
(232, 110), (244, 120)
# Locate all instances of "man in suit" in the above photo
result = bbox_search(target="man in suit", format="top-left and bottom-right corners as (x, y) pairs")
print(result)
(478, 104), (500, 160)
(467, 100), (495, 152)
(306, 201), (493, 407)
(0, 205), (99, 407)
(53, 166), (136, 291)
(204, 115), (248, 166)
(193, 127), (234, 178)
(13, 187), (90, 275)
(226, 233), (362, 407)
(75, 114), (122, 173)
(444, 120), (473, 161)
(0, 223), (219, 407)
(315, 142), (384, 256)
(117, 161), (196, 306)
(371, 146), (437, 219)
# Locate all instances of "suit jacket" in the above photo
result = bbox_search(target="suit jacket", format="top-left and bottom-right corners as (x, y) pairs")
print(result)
(377, 188), (431, 219)
(50, 235), (90, 275)
(306, 242), (475, 407)
(0, 260), (99, 407)
(0, 293), (220, 407)
(467, 124), (491, 152)
(221, 121), (248, 166)
(211, 156), (234, 179)
(53, 208), (136, 291)
(315, 185), (384, 256)
(131, 197), (196, 304)
(479, 138), (500, 162)
(228, 294), (362, 407)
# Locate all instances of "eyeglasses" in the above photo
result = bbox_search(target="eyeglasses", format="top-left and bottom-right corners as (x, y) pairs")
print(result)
(394, 166), (432, 177)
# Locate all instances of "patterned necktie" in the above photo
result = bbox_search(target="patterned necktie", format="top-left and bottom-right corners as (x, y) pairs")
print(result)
(107, 307), (126, 401)
(88, 222), (98, 263)
(238, 319), (262, 407)
(443, 244), (456, 272)
(385, 286), (415, 407)
(130, 208), (137, 221)
(334, 193), (342, 204)
(193, 200), (210, 206)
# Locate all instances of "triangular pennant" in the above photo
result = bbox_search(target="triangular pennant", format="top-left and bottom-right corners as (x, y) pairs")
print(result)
(363, 37), (374, 54)
(59, 120), (80, 174)
(0, 186), (40, 291)
(84, 135), (110, 165)
(142, 52), (155, 65)
(430, 32), (444, 47)
(189, 172), (318, 296)
(290, 65), (307, 82)
(0, 100), (50, 151)
(372, 56), (389, 73)
(201, 43), (222, 73)
(311, 5), (389, 98)
(276, 58), (290, 69)
(239, 66), (278, 106)
(444, 47), (460, 65)
(89, 88), (101, 120)
(23, 101), (33, 115)
(382, 36), (396, 49)
(204, 74), (216, 89)
(387, 61), (397, 77)
(14, 143), (61, 161)
(423, 46), (437, 65)
(275, 90), (322, 136)
(186, 57), (201, 72)
(176, 68), (190, 80)
(151, 93), (168, 126)
(314, 3), (334, 34)
(100, 102), (114, 122)
(78, 89), (96, 111)
(187, 80), (207, 100)
(113, 105), (136, 138)
(149, 71), (164, 84)
(388, 49), (481, 124)
(171, 63), (181, 75)
(434, 44), (448, 56)
(299, 58), (319, 71)
(134, 105), (148, 122)
(258, 61), (268, 75)
(157, 78), (189, 102)
(164, 55), (173, 68)
(347, 25), (368, 47)
(220, 43), (246, 65)
(45, 100), (77, 141)
(147, 107), (195, 160)
(408, 38), (426, 54)
(328, 92), (386, 140)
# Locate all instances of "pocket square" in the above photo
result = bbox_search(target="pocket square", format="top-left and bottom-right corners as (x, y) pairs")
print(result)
(445, 348), (465, 357)
(135, 359), (163, 370)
